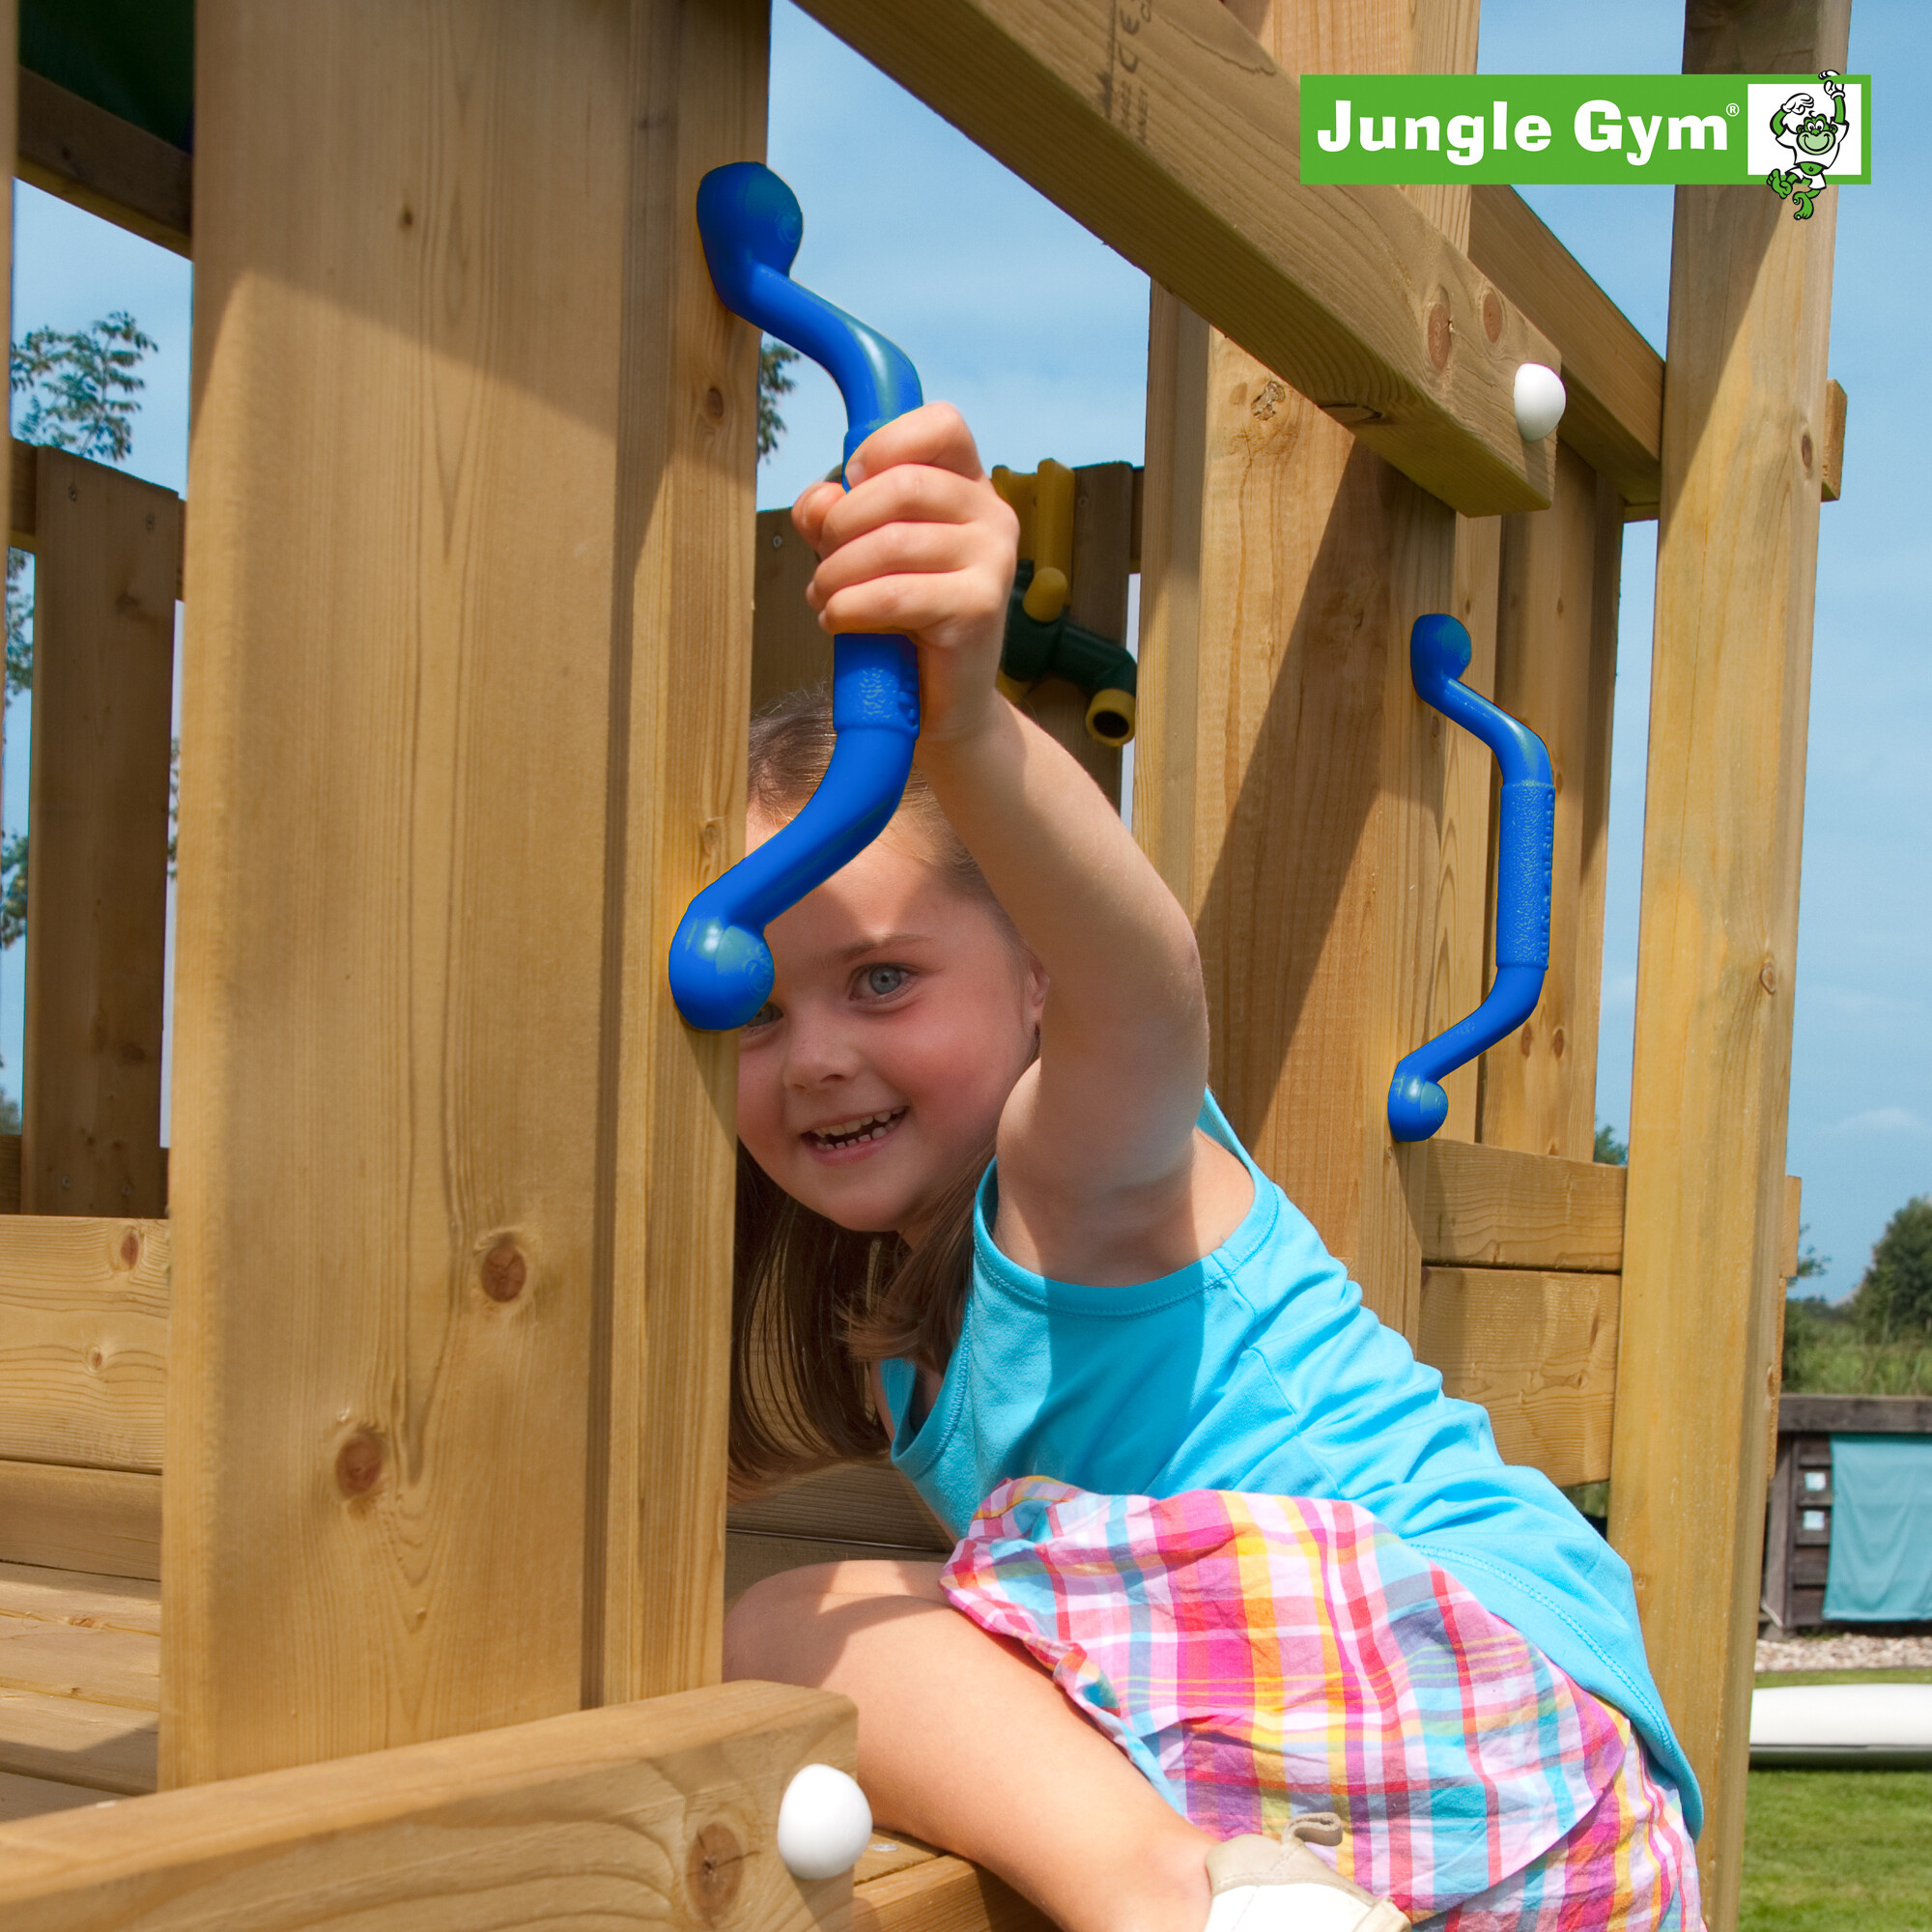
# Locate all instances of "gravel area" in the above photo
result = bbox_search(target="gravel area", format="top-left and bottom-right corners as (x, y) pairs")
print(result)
(1756, 1631), (1932, 1672)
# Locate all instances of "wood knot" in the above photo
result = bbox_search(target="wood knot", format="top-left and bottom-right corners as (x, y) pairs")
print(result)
(399, 204), (415, 229)
(1519, 1022), (1534, 1057)
(118, 1231), (140, 1269)
(1759, 957), (1779, 995)
(87, 1348), (105, 1373)
(702, 385), (725, 423)
(480, 1240), (527, 1303)
(1481, 290), (1503, 342)
(1550, 1027), (1566, 1061)
(1801, 432), (1814, 471)
(335, 1431), (385, 1499)
(1426, 299), (1452, 372)
(687, 1822), (745, 1919)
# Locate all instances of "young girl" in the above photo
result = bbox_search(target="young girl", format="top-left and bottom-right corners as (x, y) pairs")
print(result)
(723, 404), (1702, 1932)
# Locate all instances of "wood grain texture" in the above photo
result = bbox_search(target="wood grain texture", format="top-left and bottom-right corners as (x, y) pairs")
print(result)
(728, 1462), (954, 1549)
(0, 1771), (105, 1827)
(0, 1218), (168, 1470)
(1609, 7), (1848, 1921)
(168, 0), (768, 1784)
(1778, 1394), (1932, 1435)
(1819, 378), (1846, 501)
(0, 1464), (159, 1581)
(1466, 186), (1662, 512)
(0, 1615), (157, 1713)
(1416, 1267), (1619, 1489)
(0, 1690), (156, 1796)
(1133, 0), (1483, 1341)
(726, 1534), (952, 1606)
(593, 0), (769, 1711)
(855, 1851), (1055, 1932)
(752, 508), (831, 713)
(16, 71), (192, 257)
(0, 1564), (160, 1638)
(1478, 443), (1620, 1160)
(22, 452), (176, 1218)
(1412, 1138), (1625, 1271)
(0, 1135), (23, 1212)
(0, 1681), (854, 1930)
(794, 0), (1557, 516)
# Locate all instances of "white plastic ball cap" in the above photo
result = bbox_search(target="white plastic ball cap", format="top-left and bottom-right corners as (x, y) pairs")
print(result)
(776, 1763), (873, 1880)
(1514, 363), (1567, 442)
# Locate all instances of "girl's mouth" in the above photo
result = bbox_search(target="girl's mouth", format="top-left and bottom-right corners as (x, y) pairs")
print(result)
(804, 1108), (907, 1155)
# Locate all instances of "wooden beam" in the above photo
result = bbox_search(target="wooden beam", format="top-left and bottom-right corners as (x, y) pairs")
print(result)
(1819, 378), (1846, 501)
(0, 1682), (856, 1931)
(1609, 5), (1848, 1921)
(168, 0), (767, 1785)
(1416, 1266), (1619, 1489)
(0, 1218), (168, 1471)
(1467, 187), (1663, 513)
(0, 1771), (106, 1827)
(0, 1463), (158, 1580)
(1478, 444), (1622, 1159)
(855, 1851), (1054, 1932)
(1778, 1393), (1932, 1435)
(1135, 0), (1485, 1341)
(0, 1690), (155, 1798)
(21, 452), (176, 1218)
(794, 0), (1558, 516)
(14, 72), (192, 259)
(729, 1462), (954, 1549)
(1411, 1138), (1625, 1272)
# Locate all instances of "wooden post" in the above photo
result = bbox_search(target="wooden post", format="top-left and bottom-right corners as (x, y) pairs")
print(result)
(1477, 443), (1621, 1160)
(167, 0), (766, 1784)
(1135, 0), (1491, 1336)
(1608, 4), (1847, 1921)
(21, 453), (178, 1216)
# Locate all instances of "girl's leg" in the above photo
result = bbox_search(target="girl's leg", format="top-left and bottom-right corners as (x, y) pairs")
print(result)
(724, 1558), (1216, 1932)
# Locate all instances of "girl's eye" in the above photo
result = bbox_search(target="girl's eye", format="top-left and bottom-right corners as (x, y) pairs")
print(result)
(743, 1001), (781, 1031)
(858, 964), (910, 1000)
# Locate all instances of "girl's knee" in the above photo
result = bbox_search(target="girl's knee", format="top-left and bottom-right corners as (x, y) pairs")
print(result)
(723, 1558), (949, 1683)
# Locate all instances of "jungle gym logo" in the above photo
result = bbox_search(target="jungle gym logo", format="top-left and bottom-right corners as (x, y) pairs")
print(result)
(1301, 73), (1870, 197)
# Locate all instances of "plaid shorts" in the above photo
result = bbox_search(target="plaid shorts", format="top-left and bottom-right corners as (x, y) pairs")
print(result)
(940, 1478), (1700, 1929)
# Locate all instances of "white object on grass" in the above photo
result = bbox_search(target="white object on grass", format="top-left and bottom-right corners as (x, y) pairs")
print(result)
(1514, 363), (1567, 442)
(777, 1763), (873, 1879)
(1750, 1683), (1932, 1764)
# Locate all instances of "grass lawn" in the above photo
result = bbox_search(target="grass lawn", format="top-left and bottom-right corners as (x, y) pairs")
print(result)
(1743, 1767), (1932, 1928)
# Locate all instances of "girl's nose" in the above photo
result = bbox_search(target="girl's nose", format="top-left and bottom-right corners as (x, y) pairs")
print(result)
(781, 1006), (864, 1090)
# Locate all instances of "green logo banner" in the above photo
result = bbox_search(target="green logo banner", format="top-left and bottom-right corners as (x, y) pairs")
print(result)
(1300, 74), (1869, 193)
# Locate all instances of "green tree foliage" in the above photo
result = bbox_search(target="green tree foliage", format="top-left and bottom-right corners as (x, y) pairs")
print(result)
(5, 314), (165, 950)
(1854, 1195), (1932, 1343)
(1593, 1121), (1628, 1165)
(758, 339), (799, 461)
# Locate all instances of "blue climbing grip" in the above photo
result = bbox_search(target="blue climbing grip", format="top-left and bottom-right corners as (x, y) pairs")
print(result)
(1387, 613), (1555, 1143)
(670, 163), (925, 1032)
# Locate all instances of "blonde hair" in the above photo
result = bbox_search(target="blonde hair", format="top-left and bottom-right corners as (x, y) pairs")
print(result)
(729, 687), (1021, 1493)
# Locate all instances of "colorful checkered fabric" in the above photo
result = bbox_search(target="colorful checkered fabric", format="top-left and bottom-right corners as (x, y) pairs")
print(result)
(940, 1478), (1701, 1929)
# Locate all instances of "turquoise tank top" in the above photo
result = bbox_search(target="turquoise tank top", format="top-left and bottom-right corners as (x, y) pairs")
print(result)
(878, 1093), (1701, 1835)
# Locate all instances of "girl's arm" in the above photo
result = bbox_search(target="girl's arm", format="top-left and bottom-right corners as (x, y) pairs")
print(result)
(796, 406), (1250, 1285)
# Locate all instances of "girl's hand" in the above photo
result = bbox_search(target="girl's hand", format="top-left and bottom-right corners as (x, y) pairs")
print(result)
(792, 403), (1019, 747)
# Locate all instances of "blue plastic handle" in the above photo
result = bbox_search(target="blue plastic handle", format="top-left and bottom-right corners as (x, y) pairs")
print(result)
(669, 163), (925, 1031)
(1387, 614), (1555, 1143)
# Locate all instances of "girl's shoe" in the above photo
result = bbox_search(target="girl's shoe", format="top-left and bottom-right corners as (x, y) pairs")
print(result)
(1202, 1814), (1408, 1932)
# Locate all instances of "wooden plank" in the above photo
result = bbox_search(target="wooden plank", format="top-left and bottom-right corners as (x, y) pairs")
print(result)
(0, 1218), (168, 1470)
(15, 72), (193, 259)
(0, 1135), (19, 1213)
(0, 1564), (159, 1638)
(794, 0), (1559, 516)
(0, 1681), (854, 1929)
(1779, 1394), (1932, 1435)
(1819, 378), (1846, 502)
(22, 451), (177, 1218)
(855, 1850), (1054, 1932)
(7, 442), (33, 554)
(1478, 442), (1621, 1160)
(729, 1462), (954, 1549)
(726, 1533), (952, 1606)
(1134, 0), (1485, 1342)
(1467, 186), (1662, 513)
(591, 0), (769, 1713)
(1608, 7), (1848, 1922)
(753, 506), (831, 712)
(0, 1465), (158, 1581)
(855, 1833), (945, 1887)
(1415, 1267), (1619, 1490)
(0, 1771), (106, 1827)
(1780, 1175), (1803, 1280)
(0, 1615), (157, 1714)
(0, 1690), (156, 1796)
(169, 0), (767, 1780)
(1411, 1138), (1625, 1272)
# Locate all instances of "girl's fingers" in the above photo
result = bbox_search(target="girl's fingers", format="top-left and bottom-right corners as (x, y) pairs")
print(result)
(808, 518), (1009, 613)
(815, 569), (1005, 641)
(843, 401), (982, 488)
(791, 478), (845, 555)
(815, 465), (999, 557)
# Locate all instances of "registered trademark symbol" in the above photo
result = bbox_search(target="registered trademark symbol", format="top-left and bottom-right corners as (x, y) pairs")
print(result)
(1726, 101), (1740, 116)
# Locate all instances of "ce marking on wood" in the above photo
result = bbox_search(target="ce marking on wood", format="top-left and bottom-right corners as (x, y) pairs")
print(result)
(1099, 0), (1153, 144)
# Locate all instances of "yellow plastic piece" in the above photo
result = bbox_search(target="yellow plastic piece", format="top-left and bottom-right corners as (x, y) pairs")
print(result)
(1022, 565), (1069, 624)
(1033, 459), (1075, 588)
(1085, 687), (1136, 747)
(995, 670), (1032, 704)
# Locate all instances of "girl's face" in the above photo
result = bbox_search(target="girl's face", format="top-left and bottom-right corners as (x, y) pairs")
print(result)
(735, 813), (1044, 1243)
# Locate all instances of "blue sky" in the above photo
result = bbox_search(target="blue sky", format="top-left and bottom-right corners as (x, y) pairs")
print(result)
(9, 0), (1923, 1302)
